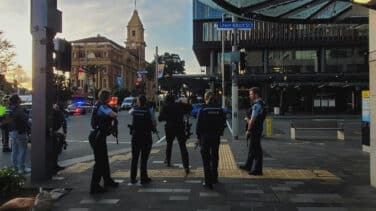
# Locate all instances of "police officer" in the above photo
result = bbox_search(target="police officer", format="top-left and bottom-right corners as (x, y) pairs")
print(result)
(1, 95), (11, 152)
(51, 104), (67, 174)
(196, 91), (226, 189)
(239, 87), (266, 175)
(89, 89), (119, 194)
(130, 95), (154, 184)
(158, 94), (192, 174)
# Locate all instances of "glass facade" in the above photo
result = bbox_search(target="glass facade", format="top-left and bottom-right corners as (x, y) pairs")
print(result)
(201, 20), (368, 42)
(193, 0), (223, 20)
(325, 48), (368, 73)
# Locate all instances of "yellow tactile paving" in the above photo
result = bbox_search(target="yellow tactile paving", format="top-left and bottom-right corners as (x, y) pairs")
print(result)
(61, 162), (94, 173)
(150, 149), (160, 154)
(110, 153), (132, 163)
(63, 139), (340, 180)
(112, 168), (339, 180)
(218, 144), (238, 170)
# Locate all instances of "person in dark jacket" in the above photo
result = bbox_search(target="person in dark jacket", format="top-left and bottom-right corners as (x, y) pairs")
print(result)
(239, 87), (266, 175)
(51, 104), (67, 174)
(1, 95), (11, 152)
(196, 91), (226, 189)
(130, 95), (154, 184)
(89, 89), (119, 194)
(158, 94), (192, 174)
(8, 94), (31, 174)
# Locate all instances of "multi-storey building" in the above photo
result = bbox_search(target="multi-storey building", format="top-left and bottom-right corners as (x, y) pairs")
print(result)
(193, 0), (369, 114)
(70, 9), (153, 99)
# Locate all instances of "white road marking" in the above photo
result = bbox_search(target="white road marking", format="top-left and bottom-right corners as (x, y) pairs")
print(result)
(156, 136), (166, 144)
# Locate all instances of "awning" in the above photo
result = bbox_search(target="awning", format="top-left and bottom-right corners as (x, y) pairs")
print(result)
(207, 0), (371, 23)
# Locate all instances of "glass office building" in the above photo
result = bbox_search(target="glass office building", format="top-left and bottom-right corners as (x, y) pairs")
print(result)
(193, 0), (369, 113)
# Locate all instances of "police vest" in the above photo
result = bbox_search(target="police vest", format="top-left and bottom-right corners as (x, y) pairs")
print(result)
(200, 105), (225, 134)
(132, 106), (152, 134)
(91, 103), (112, 134)
(251, 100), (267, 133)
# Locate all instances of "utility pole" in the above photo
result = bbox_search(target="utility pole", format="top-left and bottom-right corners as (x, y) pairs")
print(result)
(221, 13), (225, 108)
(155, 46), (159, 108)
(31, 0), (61, 181)
(231, 12), (239, 140)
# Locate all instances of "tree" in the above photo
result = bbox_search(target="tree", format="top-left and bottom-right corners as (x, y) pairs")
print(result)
(146, 52), (185, 79)
(53, 74), (73, 105)
(161, 52), (185, 76)
(0, 31), (16, 72)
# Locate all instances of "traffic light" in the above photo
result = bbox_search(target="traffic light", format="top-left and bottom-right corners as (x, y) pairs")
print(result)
(53, 38), (72, 72)
(240, 52), (247, 71)
(135, 81), (141, 88)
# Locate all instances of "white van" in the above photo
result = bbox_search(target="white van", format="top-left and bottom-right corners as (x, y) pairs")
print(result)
(121, 97), (135, 110)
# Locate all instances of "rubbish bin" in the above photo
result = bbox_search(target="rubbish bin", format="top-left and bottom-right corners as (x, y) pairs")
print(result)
(274, 107), (280, 115)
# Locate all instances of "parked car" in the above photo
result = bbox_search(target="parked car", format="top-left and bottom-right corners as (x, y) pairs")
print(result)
(121, 97), (135, 110)
(190, 103), (232, 119)
(66, 102), (93, 115)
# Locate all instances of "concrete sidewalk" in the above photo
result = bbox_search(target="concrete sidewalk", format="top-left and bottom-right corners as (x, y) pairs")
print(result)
(20, 126), (376, 211)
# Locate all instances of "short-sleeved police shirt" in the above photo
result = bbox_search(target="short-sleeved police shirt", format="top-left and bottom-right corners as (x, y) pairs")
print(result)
(97, 104), (113, 116)
(249, 99), (263, 119)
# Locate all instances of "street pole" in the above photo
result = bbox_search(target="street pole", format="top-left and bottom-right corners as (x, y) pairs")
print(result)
(31, 0), (61, 181)
(221, 13), (225, 108)
(231, 14), (239, 140)
(155, 46), (159, 109)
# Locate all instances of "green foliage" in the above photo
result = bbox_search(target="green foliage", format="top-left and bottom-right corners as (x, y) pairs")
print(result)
(0, 30), (16, 70)
(53, 74), (73, 104)
(0, 167), (26, 198)
(146, 52), (185, 79)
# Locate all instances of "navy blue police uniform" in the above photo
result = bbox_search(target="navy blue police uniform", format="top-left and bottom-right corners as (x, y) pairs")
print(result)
(89, 102), (118, 193)
(158, 102), (192, 170)
(130, 106), (153, 184)
(243, 100), (266, 175)
(196, 104), (226, 189)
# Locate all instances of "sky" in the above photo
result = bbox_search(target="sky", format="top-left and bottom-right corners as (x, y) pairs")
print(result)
(0, 0), (202, 80)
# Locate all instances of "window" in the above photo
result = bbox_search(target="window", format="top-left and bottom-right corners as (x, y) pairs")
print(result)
(132, 30), (136, 37)
(103, 79), (107, 88)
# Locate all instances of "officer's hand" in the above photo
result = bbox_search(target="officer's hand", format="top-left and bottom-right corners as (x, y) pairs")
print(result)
(245, 130), (251, 137)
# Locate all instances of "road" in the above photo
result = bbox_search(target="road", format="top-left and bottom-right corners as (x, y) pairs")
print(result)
(0, 110), (175, 168)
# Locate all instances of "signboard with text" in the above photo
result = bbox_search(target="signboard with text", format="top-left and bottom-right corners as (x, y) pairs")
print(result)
(362, 90), (370, 123)
(217, 21), (254, 31)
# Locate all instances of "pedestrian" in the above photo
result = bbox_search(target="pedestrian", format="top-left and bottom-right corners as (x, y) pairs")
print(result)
(239, 87), (266, 175)
(196, 91), (226, 189)
(8, 94), (31, 174)
(1, 95), (11, 152)
(51, 104), (68, 174)
(130, 95), (154, 184)
(89, 89), (119, 194)
(158, 94), (192, 174)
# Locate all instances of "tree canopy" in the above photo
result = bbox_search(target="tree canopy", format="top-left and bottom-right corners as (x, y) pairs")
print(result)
(0, 31), (16, 72)
(146, 52), (185, 80)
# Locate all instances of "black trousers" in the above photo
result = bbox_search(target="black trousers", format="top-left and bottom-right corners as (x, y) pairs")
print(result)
(1, 126), (9, 148)
(244, 132), (263, 173)
(131, 133), (152, 181)
(165, 126), (189, 168)
(200, 135), (220, 185)
(90, 132), (112, 188)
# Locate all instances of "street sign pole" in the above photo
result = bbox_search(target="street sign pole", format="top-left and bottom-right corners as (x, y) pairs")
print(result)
(31, 0), (61, 181)
(155, 46), (159, 109)
(231, 14), (239, 140)
(221, 13), (225, 108)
